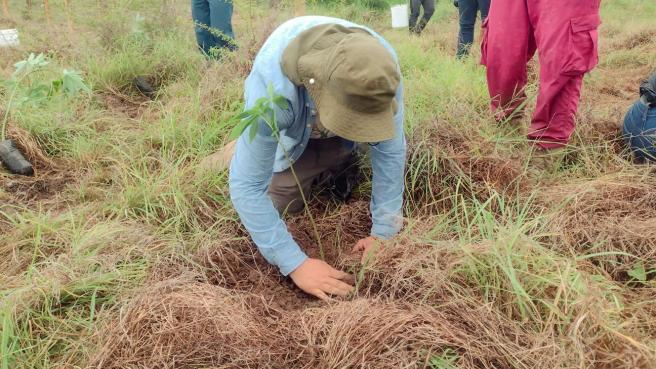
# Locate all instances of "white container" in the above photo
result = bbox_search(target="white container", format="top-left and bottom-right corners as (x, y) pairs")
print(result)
(0, 29), (19, 48)
(390, 4), (409, 29)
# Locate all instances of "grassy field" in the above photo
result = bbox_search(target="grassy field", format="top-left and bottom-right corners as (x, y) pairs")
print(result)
(1, 0), (656, 368)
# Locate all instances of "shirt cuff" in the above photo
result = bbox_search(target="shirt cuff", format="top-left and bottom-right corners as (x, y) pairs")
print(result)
(371, 217), (403, 240)
(259, 241), (309, 276)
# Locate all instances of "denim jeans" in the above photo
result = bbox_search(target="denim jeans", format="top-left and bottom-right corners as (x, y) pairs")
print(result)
(409, 0), (435, 33)
(191, 0), (236, 57)
(456, 0), (490, 57)
(623, 99), (656, 162)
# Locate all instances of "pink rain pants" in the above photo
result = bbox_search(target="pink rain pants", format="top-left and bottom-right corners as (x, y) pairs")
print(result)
(481, 0), (601, 149)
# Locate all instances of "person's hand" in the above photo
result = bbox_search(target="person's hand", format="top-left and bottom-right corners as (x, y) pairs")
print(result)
(289, 258), (354, 301)
(351, 236), (381, 263)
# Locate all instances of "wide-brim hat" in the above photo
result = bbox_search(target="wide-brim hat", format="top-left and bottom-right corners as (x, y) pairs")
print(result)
(281, 24), (400, 143)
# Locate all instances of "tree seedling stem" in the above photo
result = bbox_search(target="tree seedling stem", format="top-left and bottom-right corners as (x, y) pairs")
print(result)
(229, 84), (325, 260)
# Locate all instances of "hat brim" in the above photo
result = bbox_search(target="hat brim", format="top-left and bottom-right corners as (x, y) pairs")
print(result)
(313, 89), (397, 143)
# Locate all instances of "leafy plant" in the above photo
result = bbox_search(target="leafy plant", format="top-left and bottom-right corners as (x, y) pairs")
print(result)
(1, 53), (91, 141)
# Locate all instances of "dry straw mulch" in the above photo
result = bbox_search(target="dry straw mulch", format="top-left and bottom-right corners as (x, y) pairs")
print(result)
(542, 173), (656, 277)
(406, 119), (527, 213)
(88, 276), (549, 369)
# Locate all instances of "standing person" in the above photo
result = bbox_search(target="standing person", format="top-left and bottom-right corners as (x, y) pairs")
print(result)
(454, 0), (490, 58)
(481, 0), (601, 171)
(191, 0), (236, 58)
(228, 16), (406, 300)
(409, 0), (436, 34)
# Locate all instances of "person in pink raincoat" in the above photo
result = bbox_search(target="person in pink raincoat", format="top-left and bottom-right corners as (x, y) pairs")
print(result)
(481, 0), (602, 171)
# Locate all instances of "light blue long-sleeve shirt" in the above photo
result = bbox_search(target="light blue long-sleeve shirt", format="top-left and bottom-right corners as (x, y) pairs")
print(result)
(228, 16), (406, 276)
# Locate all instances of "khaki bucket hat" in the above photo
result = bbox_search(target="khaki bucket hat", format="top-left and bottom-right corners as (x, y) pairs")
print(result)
(282, 24), (400, 143)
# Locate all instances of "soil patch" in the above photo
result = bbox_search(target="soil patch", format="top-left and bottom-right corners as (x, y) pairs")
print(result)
(198, 200), (372, 311)
(0, 126), (74, 205)
(98, 90), (151, 120)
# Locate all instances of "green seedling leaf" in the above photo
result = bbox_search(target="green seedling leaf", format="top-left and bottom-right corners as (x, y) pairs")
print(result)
(19, 84), (51, 106)
(227, 110), (252, 124)
(249, 120), (259, 141)
(628, 262), (647, 282)
(272, 95), (289, 110)
(50, 78), (63, 95)
(12, 52), (49, 79)
(61, 69), (91, 96)
(229, 115), (257, 141)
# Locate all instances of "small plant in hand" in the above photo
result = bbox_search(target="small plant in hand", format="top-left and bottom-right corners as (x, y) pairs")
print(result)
(0, 53), (90, 175)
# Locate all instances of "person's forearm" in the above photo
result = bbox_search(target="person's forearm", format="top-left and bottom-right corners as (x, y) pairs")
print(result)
(229, 130), (308, 275)
(370, 142), (406, 239)
(369, 81), (406, 239)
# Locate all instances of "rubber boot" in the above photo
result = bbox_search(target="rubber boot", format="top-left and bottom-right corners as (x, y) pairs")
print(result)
(414, 18), (429, 34)
(133, 76), (157, 100)
(0, 139), (34, 176)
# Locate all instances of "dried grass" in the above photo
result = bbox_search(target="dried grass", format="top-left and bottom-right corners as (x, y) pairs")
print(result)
(88, 277), (285, 369)
(357, 237), (459, 302)
(89, 277), (554, 369)
(542, 173), (656, 277)
(407, 120), (526, 213)
(285, 298), (549, 369)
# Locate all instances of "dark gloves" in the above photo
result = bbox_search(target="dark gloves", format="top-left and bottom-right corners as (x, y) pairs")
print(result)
(454, 0), (459, 7)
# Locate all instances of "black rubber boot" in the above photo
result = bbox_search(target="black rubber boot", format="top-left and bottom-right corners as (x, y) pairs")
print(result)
(0, 139), (34, 176)
(415, 18), (429, 34)
(133, 76), (157, 100)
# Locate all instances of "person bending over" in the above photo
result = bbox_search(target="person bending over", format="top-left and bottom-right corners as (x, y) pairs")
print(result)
(228, 16), (406, 300)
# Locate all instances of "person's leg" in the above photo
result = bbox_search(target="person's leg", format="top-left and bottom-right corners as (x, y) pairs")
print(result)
(478, 0), (490, 20)
(208, 0), (236, 53)
(200, 140), (236, 171)
(269, 138), (354, 215)
(191, 0), (213, 55)
(456, 0), (478, 58)
(527, 0), (601, 149)
(409, 0), (422, 32)
(482, 0), (536, 121)
(622, 100), (655, 163)
(415, 0), (435, 33)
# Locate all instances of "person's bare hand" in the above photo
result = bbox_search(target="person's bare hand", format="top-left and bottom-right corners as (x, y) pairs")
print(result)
(289, 258), (354, 301)
(351, 236), (381, 263)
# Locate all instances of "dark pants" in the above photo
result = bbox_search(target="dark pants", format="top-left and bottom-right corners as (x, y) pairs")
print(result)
(191, 0), (236, 57)
(456, 0), (490, 57)
(623, 100), (656, 162)
(409, 0), (436, 33)
(269, 138), (355, 215)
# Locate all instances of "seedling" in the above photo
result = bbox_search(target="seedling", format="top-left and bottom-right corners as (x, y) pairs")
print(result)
(1, 53), (90, 175)
(228, 84), (325, 259)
